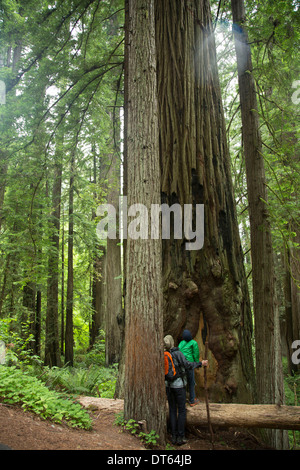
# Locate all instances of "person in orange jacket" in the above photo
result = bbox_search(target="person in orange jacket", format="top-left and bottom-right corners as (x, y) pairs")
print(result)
(164, 334), (208, 445)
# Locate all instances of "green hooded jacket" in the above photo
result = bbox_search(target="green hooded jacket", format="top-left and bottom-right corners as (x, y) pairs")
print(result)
(178, 329), (200, 362)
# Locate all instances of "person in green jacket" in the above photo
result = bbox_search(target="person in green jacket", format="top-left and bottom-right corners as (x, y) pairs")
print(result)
(179, 330), (200, 406)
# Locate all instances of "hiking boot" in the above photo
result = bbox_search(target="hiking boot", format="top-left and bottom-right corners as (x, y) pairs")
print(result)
(190, 398), (200, 407)
(171, 435), (177, 445)
(177, 436), (187, 446)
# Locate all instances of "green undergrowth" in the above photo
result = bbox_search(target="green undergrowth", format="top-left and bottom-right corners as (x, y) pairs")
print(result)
(0, 365), (92, 429)
(114, 412), (160, 449)
(36, 363), (118, 398)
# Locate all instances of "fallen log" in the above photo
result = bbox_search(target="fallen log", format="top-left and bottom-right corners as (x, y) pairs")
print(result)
(78, 397), (300, 431)
(78, 396), (124, 413)
(186, 403), (300, 431)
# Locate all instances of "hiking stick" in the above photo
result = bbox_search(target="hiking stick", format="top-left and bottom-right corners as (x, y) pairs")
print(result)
(204, 340), (214, 449)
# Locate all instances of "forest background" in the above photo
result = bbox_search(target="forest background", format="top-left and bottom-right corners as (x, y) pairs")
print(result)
(0, 0), (299, 450)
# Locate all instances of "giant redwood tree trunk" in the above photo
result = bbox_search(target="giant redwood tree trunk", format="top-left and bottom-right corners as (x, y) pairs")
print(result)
(123, 0), (166, 444)
(155, 0), (255, 404)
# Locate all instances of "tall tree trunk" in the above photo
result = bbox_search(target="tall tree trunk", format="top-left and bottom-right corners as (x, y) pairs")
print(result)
(105, 235), (122, 365)
(44, 160), (62, 367)
(0, 45), (21, 231)
(105, 15), (123, 366)
(155, 0), (255, 404)
(105, 135), (122, 366)
(289, 225), (300, 362)
(0, 149), (7, 232)
(124, 0), (166, 444)
(0, 46), (22, 316)
(90, 245), (106, 346)
(284, 223), (300, 375)
(35, 289), (41, 356)
(22, 281), (36, 352)
(65, 152), (75, 367)
(231, 0), (288, 449)
(0, 220), (19, 318)
(114, 0), (129, 399)
(0, 256), (10, 317)
(0, 49), (8, 231)
(60, 208), (65, 355)
(90, 148), (106, 348)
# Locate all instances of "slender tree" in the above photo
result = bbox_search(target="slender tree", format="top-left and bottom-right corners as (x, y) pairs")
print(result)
(65, 148), (75, 367)
(284, 223), (300, 375)
(105, 149), (122, 366)
(44, 149), (63, 367)
(231, 0), (288, 449)
(0, 44), (22, 231)
(123, 0), (166, 444)
(90, 144), (103, 347)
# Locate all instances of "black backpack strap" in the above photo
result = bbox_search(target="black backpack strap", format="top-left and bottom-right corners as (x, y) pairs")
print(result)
(171, 351), (186, 386)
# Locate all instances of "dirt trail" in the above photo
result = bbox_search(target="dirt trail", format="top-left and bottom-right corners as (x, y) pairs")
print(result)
(0, 398), (271, 451)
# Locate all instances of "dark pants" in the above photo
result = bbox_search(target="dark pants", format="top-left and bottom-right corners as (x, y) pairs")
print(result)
(166, 386), (186, 438)
(186, 369), (196, 404)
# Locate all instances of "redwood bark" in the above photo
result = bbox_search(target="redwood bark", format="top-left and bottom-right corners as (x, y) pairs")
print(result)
(124, 0), (166, 444)
(155, 0), (255, 404)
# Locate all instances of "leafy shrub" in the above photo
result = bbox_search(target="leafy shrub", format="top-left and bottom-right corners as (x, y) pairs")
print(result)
(282, 358), (300, 449)
(0, 365), (92, 429)
(0, 318), (36, 365)
(114, 412), (159, 448)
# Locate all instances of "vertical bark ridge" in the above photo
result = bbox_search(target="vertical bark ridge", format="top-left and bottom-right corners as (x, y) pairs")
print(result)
(156, 0), (255, 403)
(124, 0), (166, 443)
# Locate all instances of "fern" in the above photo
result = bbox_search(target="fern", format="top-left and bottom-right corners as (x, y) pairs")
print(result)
(0, 365), (92, 429)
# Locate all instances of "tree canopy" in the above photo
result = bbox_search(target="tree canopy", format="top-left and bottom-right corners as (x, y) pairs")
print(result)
(0, 0), (299, 450)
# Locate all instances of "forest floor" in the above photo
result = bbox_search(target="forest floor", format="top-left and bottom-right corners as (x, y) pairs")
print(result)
(0, 397), (275, 451)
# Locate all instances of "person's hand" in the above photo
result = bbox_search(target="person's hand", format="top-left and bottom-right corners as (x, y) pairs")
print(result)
(202, 360), (208, 367)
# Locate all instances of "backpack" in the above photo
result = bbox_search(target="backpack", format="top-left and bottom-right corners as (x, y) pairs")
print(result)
(164, 350), (177, 382)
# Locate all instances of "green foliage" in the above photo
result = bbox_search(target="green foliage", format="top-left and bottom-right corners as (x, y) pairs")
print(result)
(0, 365), (92, 429)
(114, 413), (160, 449)
(114, 411), (126, 427)
(0, 318), (37, 365)
(139, 430), (160, 447)
(38, 363), (117, 398)
(283, 358), (300, 449)
(0, 0), (124, 359)
(124, 418), (140, 435)
(75, 333), (106, 367)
